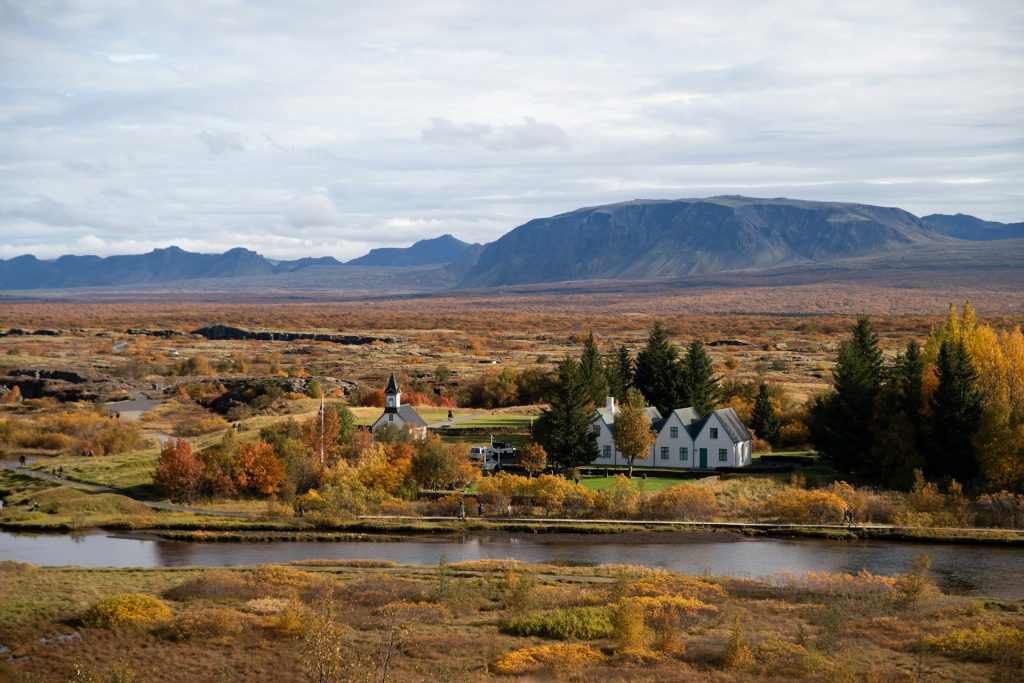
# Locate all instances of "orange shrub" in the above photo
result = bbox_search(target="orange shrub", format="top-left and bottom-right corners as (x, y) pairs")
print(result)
(233, 440), (286, 496)
(640, 484), (718, 520)
(83, 594), (171, 628)
(762, 488), (847, 523)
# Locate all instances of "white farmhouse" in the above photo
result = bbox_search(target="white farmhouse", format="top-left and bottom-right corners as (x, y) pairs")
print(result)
(590, 396), (752, 469)
(371, 373), (428, 438)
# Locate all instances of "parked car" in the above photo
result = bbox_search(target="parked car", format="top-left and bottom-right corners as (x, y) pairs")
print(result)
(469, 445), (500, 471)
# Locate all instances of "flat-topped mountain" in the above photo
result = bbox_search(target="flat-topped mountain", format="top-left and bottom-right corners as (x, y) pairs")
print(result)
(922, 213), (1024, 241)
(461, 196), (950, 287)
(346, 234), (474, 267)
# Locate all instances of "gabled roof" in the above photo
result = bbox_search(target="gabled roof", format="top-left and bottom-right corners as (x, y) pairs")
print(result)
(593, 405), (662, 436)
(396, 404), (426, 428)
(671, 407), (701, 426)
(710, 407), (752, 443)
(385, 372), (400, 394)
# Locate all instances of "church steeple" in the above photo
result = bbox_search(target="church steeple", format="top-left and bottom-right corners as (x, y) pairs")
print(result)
(384, 373), (401, 411)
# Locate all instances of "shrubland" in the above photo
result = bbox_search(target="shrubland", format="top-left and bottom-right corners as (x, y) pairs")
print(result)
(4, 555), (1020, 682)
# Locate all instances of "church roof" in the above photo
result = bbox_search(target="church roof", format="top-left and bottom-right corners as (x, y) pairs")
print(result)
(396, 404), (427, 428)
(385, 372), (400, 394)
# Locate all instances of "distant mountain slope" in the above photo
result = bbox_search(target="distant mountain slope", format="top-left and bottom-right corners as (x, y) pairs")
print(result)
(461, 196), (949, 287)
(0, 246), (338, 290)
(922, 214), (1024, 241)
(346, 234), (474, 266)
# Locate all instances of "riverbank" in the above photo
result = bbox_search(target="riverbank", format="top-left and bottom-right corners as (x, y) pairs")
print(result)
(4, 467), (1024, 547)
(6, 512), (1024, 547)
(1, 559), (1021, 682)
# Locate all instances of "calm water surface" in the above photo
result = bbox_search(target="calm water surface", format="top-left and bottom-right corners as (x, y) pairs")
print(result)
(2, 530), (1022, 599)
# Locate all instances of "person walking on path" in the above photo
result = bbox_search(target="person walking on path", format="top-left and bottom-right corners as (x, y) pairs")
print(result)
(458, 502), (466, 521)
(477, 502), (484, 517)
(18, 455), (26, 467)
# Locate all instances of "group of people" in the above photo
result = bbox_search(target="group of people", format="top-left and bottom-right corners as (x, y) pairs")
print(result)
(457, 501), (513, 520)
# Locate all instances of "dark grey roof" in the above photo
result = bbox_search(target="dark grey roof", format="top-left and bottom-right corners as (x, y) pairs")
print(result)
(712, 407), (752, 443)
(396, 404), (427, 428)
(385, 372), (400, 394)
(671, 407), (701, 426)
(592, 406), (661, 436)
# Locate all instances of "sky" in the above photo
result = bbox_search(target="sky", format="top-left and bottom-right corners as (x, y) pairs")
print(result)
(1, 0), (1022, 261)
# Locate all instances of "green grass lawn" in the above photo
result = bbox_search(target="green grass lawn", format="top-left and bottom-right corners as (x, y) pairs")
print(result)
(31, 447), (161, 497)
(578, 475), (692, 493)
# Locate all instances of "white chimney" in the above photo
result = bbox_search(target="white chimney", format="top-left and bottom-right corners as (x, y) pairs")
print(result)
(605, 396), (617, 413)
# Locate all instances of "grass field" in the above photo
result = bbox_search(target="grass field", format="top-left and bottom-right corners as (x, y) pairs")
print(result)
(1, 559), (1020, 682)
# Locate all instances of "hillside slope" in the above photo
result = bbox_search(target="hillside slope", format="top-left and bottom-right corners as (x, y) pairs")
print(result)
(462, 196), (948, 287)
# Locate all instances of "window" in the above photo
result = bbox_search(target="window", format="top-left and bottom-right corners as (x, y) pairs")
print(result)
(710, 427), (719, 439)
(388, 414), (394, 422)
(670, 427), (678, 438)
(679, 447), (688, 461)
(603, 445), (611, 458)
(660, 446), (669, 460)
(718, 448), (727, 462)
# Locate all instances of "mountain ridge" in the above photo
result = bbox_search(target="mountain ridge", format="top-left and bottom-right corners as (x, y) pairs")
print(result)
(461, 196), (953, 287)
(2, 197), (1021, 291)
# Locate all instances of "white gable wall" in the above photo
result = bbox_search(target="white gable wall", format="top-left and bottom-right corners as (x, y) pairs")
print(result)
(653, 412), (696, 469)
(693, 413), (751, 468)
(372, 411), (406, 432)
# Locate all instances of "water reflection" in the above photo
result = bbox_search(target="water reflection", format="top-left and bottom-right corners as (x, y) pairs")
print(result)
(1, 530), (1021, 599)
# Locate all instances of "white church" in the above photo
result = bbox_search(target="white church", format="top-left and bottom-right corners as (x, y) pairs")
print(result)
(591, 397), (752, 469)
(370, 373), (428, 438)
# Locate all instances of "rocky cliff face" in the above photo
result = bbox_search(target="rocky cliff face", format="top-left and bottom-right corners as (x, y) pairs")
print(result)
(461, 196), (947, 287)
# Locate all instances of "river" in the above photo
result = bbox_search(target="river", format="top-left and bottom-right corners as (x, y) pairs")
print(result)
(1, 530), (1022, 599)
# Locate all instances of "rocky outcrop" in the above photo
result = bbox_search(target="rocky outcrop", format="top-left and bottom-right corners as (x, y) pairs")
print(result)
(191, 325), (398, 345)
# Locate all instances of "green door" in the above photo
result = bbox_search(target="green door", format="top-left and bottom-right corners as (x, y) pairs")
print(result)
(699, 448), (707, 468)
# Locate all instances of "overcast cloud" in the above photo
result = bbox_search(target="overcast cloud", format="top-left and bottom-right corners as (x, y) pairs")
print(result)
(0, 0), (1021, 260)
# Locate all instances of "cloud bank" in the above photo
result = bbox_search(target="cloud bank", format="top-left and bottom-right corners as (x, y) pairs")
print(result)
(0, 0), (1021, 260)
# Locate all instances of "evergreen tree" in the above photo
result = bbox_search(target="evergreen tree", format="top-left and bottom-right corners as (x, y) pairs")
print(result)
(869, 342), (927, 489)
(809, 317), (883, 472)
(579, 332), (609, 406)
(750, 382), (781, 448)
(928, 338), (984, 485)
(680, 339), (721, 415)
(634, 322), (684, 415)
(534, 357), (600, 470)
(605, 344), (634, 400)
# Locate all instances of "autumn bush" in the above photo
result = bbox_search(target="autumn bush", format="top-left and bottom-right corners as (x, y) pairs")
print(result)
(753, 639), (821, 677)
(975, 490), (1024, 528)
(162, 607), (250, 642)
(173, 414), (231, 437)
(761, 487), (847, 523)
(165, 569), (252, 601)
(640, 483), (718, 520)
(926, 624), (1024, 665)
(501, 606), (615, 640)
(492, 643), (604, 676)
(83, 593), (172, 628)
(0, 411), (140, 455)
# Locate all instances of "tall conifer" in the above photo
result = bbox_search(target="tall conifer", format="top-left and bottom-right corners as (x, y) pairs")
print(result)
(929, 339), (984, 485)
(535, 357), (599, 470)
(579, 332), (609, 406)
(634, 322), (683, 415)
(680, 339), (721, 415)
(750, 382), (781, 448)
(810, 317), (883, 472)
